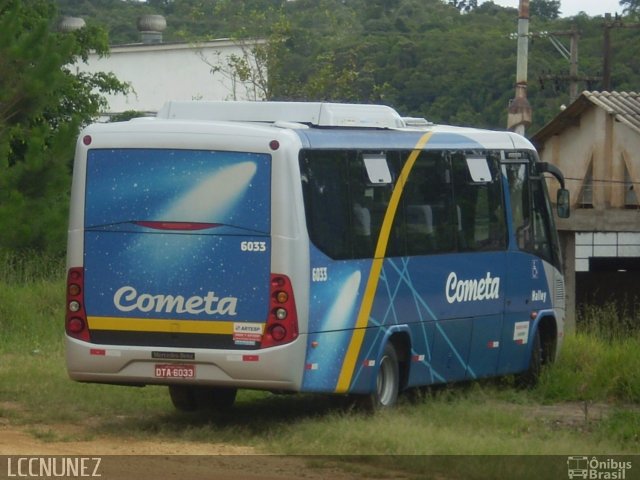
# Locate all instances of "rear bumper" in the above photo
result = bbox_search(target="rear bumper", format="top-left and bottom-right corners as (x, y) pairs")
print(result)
(65, 334), (306, 392)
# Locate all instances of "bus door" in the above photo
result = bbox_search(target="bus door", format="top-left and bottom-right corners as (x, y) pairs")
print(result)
(500, 159), (556, 374)
(451, 152), (508, 381)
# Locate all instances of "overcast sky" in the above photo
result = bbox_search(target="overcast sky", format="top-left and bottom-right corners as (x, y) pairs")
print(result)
(480, 0), (624, 17)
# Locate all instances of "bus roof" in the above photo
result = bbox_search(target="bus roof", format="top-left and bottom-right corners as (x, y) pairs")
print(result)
(153, 101), (535, 151)
(294, 126), (533, 151)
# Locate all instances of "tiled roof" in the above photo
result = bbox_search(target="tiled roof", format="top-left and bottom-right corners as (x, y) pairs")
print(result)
(532, 91), (640, 145)
(585, 91), (640, 134)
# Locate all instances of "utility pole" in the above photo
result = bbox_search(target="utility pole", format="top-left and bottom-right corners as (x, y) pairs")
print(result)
(507, 0), (532, 136)
(603, 14), (640, 91)
(569, 28), (579, 101)
(536, 27), (598, 104)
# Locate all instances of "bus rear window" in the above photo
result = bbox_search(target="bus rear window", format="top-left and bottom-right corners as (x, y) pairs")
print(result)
(85, 149), (271, 233)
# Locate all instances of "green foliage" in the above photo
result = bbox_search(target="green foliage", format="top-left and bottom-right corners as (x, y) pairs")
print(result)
(536, 332), (640, 403)
(539, 302), (640, 405)
(578, 301), (640, 341)
(539, 303), (640, 403)
(620, 0), (640, 15)
(0, 250), (64, 284)
(0, 251), (65, 355)
(53, 0), (640, 132)
(109, 110), (149, 122)
(0, 0), (129, 255)
(596, 409), (640, 445)
(531, 0), (561, 20)
(4, 0), (635, 255)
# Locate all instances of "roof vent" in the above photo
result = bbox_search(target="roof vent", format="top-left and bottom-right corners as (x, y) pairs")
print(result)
(137, 14), (166, 44)
(402, 117), (432, 127)
(57, 16), (86, 32)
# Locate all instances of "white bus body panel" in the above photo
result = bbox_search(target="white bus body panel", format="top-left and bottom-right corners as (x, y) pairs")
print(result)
(66, 119), (311, 391)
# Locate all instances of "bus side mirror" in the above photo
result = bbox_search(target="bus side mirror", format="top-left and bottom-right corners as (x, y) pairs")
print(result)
(557, 188), (570, 218)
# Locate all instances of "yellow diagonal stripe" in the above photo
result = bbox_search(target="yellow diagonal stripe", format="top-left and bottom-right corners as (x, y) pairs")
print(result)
(335, 131), (433, 393)
(88, 316), (236, 335)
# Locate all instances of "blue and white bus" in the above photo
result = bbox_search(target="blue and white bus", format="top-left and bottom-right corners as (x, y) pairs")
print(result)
(65, 101), (570, 409)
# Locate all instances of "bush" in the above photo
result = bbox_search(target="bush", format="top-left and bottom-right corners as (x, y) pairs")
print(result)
(578, 301), (640, 342)
(537, 304), (640, 403)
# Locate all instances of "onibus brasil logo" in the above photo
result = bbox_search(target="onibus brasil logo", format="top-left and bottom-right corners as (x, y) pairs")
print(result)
(567, 456), (632, 479)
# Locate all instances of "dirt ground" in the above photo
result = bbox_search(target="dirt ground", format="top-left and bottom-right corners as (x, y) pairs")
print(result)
(0, 402), (621, 480)
(0, 422), (399, 480)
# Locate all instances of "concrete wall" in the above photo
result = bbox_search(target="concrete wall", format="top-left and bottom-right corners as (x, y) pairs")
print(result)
(72, 40), (265, 115)
(540, 107), (640, 211)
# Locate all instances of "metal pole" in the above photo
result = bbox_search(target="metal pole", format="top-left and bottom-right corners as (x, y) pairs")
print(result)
(507, 0), (532, 135)
(603, 14), (612, 91)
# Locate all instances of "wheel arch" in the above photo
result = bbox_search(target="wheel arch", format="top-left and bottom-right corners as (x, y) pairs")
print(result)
(379, 326), (412, 392)
(533, 312), (558, 366)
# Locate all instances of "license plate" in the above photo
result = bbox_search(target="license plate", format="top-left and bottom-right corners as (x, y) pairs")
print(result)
(154, 364), (195, 379)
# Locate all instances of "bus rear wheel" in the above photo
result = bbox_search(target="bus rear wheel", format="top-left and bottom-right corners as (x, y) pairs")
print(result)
(168, 385), (237, 412)
(357, 342), (400, 410)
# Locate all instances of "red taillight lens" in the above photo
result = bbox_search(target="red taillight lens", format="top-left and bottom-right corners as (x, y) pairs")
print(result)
(261, 274), (298, 348)
(269, 324), (287, 341)
(67, 317), (85, 333)
(66, 267), (90, 342)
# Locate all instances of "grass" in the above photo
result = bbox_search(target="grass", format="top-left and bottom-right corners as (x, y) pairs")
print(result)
(535, 334), (640, 403)
(0, 253), (639, 478)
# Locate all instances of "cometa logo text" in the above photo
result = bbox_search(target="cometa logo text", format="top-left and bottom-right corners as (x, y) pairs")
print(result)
(445, 271), (500, 304)
(114, 286), (238, 316)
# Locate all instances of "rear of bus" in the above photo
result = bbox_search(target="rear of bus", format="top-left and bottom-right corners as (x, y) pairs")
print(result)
(65, 119), (307, 404)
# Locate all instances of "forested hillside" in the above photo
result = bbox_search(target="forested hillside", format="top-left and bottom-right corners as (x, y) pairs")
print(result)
(1, 0), (638, 255)
(56, 0), (640, 131)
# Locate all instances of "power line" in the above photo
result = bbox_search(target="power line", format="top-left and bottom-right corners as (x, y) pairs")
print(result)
(564, 177), (639, 186)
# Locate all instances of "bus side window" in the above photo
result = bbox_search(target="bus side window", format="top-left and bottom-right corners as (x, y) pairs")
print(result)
(452, 152), (507, 252)
(300, 152), (352, 259)
(402, 152), (455, 256)
(350, 158), (374, 258)
(504, 163), (532, 251)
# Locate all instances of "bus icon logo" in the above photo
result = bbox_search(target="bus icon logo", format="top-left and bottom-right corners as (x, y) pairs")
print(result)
(567, 456), (589, 479)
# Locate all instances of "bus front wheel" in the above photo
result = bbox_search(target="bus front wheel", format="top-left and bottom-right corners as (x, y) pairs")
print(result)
(516, 329), (542, 388)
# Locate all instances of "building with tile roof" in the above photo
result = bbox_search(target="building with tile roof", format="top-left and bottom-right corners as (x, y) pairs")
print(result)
(532, 91), (640, 330)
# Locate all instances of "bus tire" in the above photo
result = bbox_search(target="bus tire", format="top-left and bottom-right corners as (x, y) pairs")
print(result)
(169, 385), (238, 412)
(516, 329), (542, 388)
(194, 386), (238, 411)
(357, 342), (400, 410)
(168, 385), (197, 412)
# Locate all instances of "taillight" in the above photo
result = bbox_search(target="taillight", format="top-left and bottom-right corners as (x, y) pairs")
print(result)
(65, 267), (90, 342)
(260, 274), (298, 348)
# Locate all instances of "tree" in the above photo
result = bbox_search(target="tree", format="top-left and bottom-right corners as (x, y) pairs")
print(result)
(50, 0), (640, 134)
(448, 0), (478, 13)
(530, 0), (560, 20)
(197, 0), (366, 102)
(0, 0), (129, 255)
(620, 0), (640, 14)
